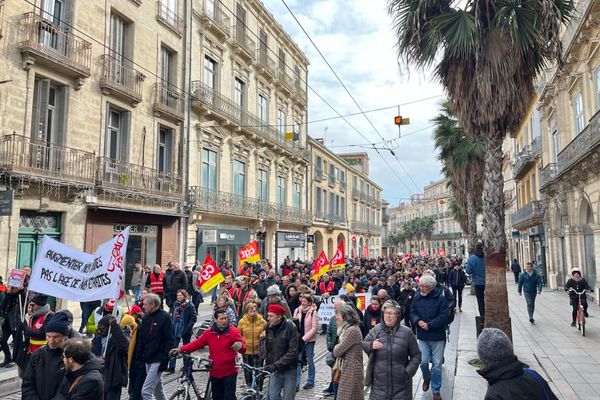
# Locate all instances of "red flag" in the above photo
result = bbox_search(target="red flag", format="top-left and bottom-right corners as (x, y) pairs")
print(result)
(239, 241), (260, 271)
(197, 255), (224, 293)
(363, 246), (369, 258)
(438, 248), (446, 257)
(311, 251), (330, 280)
(330, 241), (345, 270)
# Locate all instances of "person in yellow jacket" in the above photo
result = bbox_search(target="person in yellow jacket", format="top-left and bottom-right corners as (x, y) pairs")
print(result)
(236, 301), (267, 387)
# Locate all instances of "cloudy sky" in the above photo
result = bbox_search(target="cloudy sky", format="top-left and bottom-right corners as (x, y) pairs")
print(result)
(263, 0), (446, 206)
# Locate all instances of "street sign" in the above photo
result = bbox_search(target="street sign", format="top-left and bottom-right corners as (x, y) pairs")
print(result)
(0, 189), (13, 216)
(307, 234), (315, 243)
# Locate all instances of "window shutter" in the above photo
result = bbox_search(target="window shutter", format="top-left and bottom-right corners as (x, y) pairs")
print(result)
(31, 79), (51, 142)
(121, 111), (130, 162)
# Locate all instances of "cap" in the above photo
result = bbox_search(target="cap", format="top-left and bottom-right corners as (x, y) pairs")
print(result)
(266, 285), (282, 296)
(127, 305), (142, 315)
(267, 304), (286, 316)
(45, 312), (70, 336)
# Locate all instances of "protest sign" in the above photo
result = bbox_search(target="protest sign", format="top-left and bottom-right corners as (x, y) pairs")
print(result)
(316, 292), (372, 325)
(28, 227), (130, 302)
(8, 269), (26, 288)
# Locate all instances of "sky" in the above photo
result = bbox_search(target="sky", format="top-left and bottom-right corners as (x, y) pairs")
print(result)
(263, 0), (446, 207)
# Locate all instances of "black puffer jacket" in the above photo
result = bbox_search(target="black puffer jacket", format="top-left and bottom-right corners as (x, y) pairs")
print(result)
(477, 356), (559, 400)
(362, 322), (421, 400)
(21, 345), (65, 400)
(264, 317), (298, 372)
(361, 306), (382, 336)
(91, 324), (129, 391)
(53, 356), (104, 400)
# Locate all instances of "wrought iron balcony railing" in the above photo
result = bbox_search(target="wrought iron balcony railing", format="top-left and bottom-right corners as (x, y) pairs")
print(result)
(513, 145), (534, 179)
(510, 200), (544, 229)
(531, 136), (542, 158)
(328, 173), (336, 187)
(153, 82), (185, 122)
(278, 69), (294, 92)
(556, 110), (600, 177)
(233, 27), (255, 59)
(97, 157), (182, 196)
(327, 214), (346, 226)
(200, 1), (230, 37)
(191, 81), (309, 160)
(0, 134), (95, 185)
(99, 54), (144, 105)
(352, 188), (359, 199)
(156, 1), (184, 36)
(540, 163), (558, 189)
(257, 50), (277, 78)
(18, 12), (92, 80)
(315, 166), (324, 181)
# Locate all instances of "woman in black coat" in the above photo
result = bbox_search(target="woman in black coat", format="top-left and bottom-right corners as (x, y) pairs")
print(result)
(167, 289), (197, 372)
(361, 296), (382, 336)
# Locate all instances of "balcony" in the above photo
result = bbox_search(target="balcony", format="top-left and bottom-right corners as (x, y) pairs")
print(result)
(531, 136), (542, 158)
(0, 134), (95, 186)
(199, 2), (230, 38)
(352, 188), (359, 199)
(156, 1), (184, 37)
(359, 190), (367, 202)
(232, 27), (255, 61)
(191, 81), (310, 160)
(18, 13), (92, 87)
(511, 200), (544, 230)
(340, 180), (347, 192)
(99, 55), (144, 106)
(327, 214), (346, 227)
(351, 220), (381, 234)
(513, 145), (535, 179)
(153, 82), (185, 122)
(328, 173), (336, 187)
(256, 50), (277, 79)
(431, 232), (463, 240)
(277, 69), (294, 95)
(382, 212), (390, 223)
(540, 163), (557, 189)
(295, 81), (307, 103)
(562, 0), (594, 54)
(97, 157), (182, 197)
(188, 187), (312, 225)
(556, 111), (600, 177)
(315, 166), (324, 181)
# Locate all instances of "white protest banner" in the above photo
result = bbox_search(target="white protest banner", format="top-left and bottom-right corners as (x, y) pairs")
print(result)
(316, 292), (372, 325)
(28, 227), (130, 302)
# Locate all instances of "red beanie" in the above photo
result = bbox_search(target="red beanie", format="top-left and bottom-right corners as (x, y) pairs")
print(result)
(127, 305), (142, 315)
(268, 304), (286, 316)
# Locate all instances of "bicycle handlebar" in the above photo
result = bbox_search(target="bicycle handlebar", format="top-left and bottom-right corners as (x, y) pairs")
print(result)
(242, 363), (271, 376)
(178, 354), (213, 370)
(568, 288), (590, 296)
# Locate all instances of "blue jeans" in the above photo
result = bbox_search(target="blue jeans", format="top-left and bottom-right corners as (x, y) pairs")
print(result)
(419, 340), (445, 394)
(132, 285), (141, 300)
(268, 368), (296, 400)
(142, 362), (166, 400)
(296, 341), (315, 387)
(524, 291), (537, 319)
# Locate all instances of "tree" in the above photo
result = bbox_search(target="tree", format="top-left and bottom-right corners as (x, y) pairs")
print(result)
(388, 0), (573, 338)
(433, 102), (485, 252)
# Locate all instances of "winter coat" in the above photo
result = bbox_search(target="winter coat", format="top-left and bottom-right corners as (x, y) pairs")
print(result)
(518, 271), (543, 294)
(361, 306), (382, 336)
(410, 287), (449, 342)
(363, 322), (422, 400)
(130, 267), (143, 287)
(180, 324), (246, 379)
(397, 289), (416, 312)
(135, 308), (175, 369)
(237, 313), (267, 355)
(565, 278), (591, 302)
(293, 305), (318, 343)
(332, 324), (364, 400)
(0, 290), (25, 331)
(510, 261), (521, 274)
(326, 314), (338, 351)
(478, 356), (558, 400)
(165, 269), (188, 295)
(21, 345), (65, 400)
(259, 297), (292, 320)
(264, 317), (298, 372)
(91, 325), (129, 391)
(466, 250), (486, 285)
(448, 268), (467, 289)
(53, 356), (104, 400)
(172, 300), (197, 342)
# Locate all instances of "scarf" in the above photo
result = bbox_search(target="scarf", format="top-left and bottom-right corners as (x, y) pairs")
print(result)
(573, 275), (581, 282)
(31, 304), (50, 319)
(334, 321), (350, 372)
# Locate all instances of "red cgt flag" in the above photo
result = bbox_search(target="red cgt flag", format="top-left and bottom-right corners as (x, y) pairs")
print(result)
(330, 241), (345, 270)
(197, 255), (224, 293)
(311, 251), (330, 280)
(438, 248), (446, 257)
(239, 240), (260, 268)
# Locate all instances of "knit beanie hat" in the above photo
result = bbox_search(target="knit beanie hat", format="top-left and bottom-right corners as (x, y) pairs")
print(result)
(31, 295), (48, 306)
(477, 328), (514, 366)
(45, 312), (70, 336)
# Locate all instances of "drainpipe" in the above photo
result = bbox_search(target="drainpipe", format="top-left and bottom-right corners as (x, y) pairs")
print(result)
(181, 0), (192, 264)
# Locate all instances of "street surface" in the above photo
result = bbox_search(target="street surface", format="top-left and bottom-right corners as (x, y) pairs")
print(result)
(3, 274), (600, 399)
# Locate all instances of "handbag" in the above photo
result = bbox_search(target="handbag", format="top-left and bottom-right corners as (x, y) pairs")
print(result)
(331, 366), (342, 384)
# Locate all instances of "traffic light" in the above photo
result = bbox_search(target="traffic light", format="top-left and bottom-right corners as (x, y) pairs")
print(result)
(394, 116), (410, 126)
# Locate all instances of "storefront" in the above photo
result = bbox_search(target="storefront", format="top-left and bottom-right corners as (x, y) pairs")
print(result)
(276, 231), (306, 270)
(196, 227), (251, 271)
(528, 224), (547, 284)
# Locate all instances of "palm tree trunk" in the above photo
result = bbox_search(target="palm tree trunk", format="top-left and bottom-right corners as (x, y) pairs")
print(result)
(466, 191), (478, 253)
(482, 133), (512, 340)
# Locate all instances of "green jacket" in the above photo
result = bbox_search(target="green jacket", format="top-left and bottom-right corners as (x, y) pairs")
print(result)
(326, 315), (337, 351)
(518, 270), (543, 294)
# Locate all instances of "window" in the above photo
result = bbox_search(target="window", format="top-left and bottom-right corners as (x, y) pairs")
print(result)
(157, 126), (173, 172)
(258, 169), (268, 201)
(329, 192), (335, 216)
(573, 93), (584, 134)
(531, 108), (541, 139)
(278, 49), (286, 72)
(201, 148), (217, 191)
(277, 176), (286, 205)
(551, 130), (559, 163)
(340, 171), (345, 184)
(109, 14), (128, 59)
(205, 0), (215, 18)
(259, 95), (268, 125)
(316, 188), (322, 215)
(233, 160), (246, 196)
(293, 182), (301, 209)
(204, 56), (217, 90)
(160, 0), (178, 26)
(31, 78), (68, 145)
(40, 0), (68, 51)
(596, 70), (600, 111)
(160, 46), (176, 84)
(105, 105), (129, 161)
(315, 156), (322, 171)
(259, 29), (268, 60)
(234, 78), (245, 108)
(293, 121), (300, 141)
(531, 173), (537, 199)
(277, 109), (286, 134)
(294, 65), (301, 87)
(341, 198), (346, 220)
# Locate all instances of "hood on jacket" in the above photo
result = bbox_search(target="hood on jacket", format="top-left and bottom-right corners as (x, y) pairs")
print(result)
(477, 356), (525, 385)
(366, 305), (382, 315)
(66, 355), (104, 380)
(474, 248), (485, 258)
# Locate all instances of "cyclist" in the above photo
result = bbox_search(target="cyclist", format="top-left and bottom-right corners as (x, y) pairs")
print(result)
(565, 268), (591, 327)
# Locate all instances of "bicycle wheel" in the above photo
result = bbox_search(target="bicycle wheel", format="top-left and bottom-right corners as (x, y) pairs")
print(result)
(581, 312), (586, 337)
(169, 386), (190, 400)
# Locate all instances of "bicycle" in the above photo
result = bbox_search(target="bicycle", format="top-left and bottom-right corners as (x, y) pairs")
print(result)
(168, 355), (213, 400)
(239, 363), (271, 400)
(569, 288), (590, 336)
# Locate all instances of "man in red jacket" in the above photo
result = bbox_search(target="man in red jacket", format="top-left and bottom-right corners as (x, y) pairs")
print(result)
(170, 309), (246, 400)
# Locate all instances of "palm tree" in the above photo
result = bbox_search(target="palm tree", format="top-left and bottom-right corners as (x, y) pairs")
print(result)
(433, 102), (485, 253)
(388, 0), (573, 337)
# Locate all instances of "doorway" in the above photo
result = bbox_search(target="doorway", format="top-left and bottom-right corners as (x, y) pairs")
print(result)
(120, 225), (158, 289)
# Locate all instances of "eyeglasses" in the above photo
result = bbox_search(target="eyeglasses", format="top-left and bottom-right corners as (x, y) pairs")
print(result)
(383, 311), (398, 316)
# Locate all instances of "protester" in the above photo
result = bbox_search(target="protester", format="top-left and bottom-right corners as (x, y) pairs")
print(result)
(185, 264), (203, 309)
(79, 300), (101, 334)
(361, 295), (383, 336)
(147, 264), (165, 303)
(411, 275), (449, 400)
(137, 293), (175, 400)
(172, 308), (246, 400)
(284, 284), (300, 315)
(131, 263), (144, 301)
(237, 301), (267, 387)
(363, 300), (421, 400)
(127, 306), (146, 400)
(21, 311), (70, 400)
(55, 338), (104, 399)
(264, 303), (298, 400)
(331, 303), (363, 400)
(0, 285), (25, 367)
(324, 298), (344, 397)
(164, 263), (188, 310)
(215, 294), (238, 326)
(54, 309), (82, 338)
(230, 277), (257, 317)
(15, 294), (54, 377)
(448, 262), (467, 312)
(167, 289), (197, 373)
(477, 328), (559, 399)
(510, 259), (522, 285)
(466, 242), (486, 317)
(259, 285), (292, 320)
(92, 315), (129, 400)
(517, 262), (543, 324)
(398, 281), (416, 330)
(565, 267), (592, 327)
(294, 293), (318, 391)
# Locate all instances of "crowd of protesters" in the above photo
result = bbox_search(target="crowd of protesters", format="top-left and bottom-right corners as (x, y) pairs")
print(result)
(0, 248), (562, 400)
